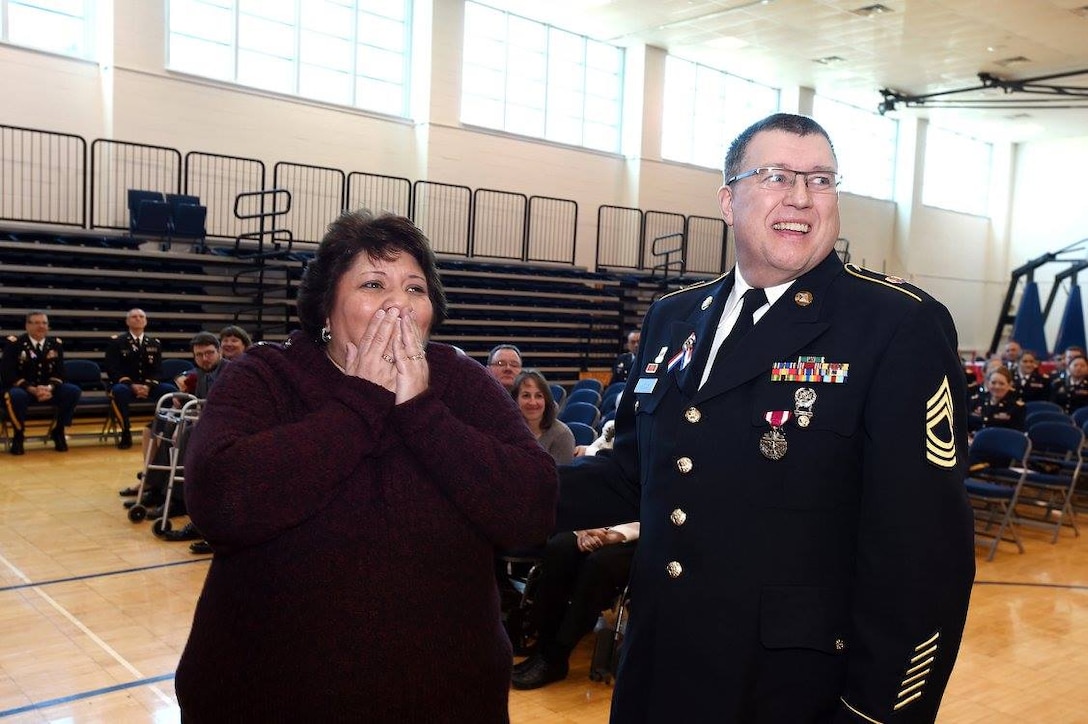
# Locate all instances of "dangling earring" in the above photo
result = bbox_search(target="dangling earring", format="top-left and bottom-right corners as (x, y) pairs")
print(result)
(320, 326), (332, 344)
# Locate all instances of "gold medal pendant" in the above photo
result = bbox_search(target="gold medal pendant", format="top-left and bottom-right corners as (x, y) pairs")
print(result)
(759, 427), (788, 460)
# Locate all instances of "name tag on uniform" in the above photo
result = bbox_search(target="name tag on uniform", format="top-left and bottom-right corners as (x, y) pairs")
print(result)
(634, 377), (658, 394)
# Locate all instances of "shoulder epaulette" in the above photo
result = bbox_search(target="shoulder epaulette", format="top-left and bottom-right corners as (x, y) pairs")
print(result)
(110, 334), (120, 339)
(54, 337), (63, 345)
(844, 263), (923, 302)
(658, 273), (728, 302)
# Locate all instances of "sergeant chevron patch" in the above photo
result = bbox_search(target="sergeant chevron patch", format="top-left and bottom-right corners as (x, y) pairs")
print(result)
(925, 376), (957, 468)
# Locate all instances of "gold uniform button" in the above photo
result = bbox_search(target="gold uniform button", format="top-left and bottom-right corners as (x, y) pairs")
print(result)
(835, 639), (845, 651)
(634, 400), (640, 412)
(676, 457), (693, 474)
(666, 561), (683, 578)
(670, 508), (687, 526)
(684, 407), (701, 423)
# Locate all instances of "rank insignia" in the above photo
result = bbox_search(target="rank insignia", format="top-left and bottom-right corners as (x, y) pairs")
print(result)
(794, 291), (813, 307)
(924, 376), (957, 468)
(771, 356), (849, 383)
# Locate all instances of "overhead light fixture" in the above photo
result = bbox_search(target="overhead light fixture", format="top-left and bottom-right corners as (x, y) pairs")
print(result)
(851, 3), (893, 17)
(813, 55), (846, 65)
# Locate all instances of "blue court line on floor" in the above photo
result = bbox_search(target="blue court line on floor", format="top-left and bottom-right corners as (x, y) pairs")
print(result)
(0, 672), (176, 718)
(975, 579), (1088, 591)
(0, 558), (210, 593)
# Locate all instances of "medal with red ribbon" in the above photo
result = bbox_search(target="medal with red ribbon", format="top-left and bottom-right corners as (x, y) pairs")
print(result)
(760, 410), (791, 460)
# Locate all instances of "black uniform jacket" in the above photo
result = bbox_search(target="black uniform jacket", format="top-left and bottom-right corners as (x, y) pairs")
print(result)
(606, 253), (975, 723)
(2, 334), (66, 389)
(104, 332), (165, 386)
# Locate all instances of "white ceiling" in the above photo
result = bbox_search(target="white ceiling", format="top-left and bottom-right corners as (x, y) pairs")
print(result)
(478, 0), (1088, 143)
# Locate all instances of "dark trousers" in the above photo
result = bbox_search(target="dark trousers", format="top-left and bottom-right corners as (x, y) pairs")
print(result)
(531, 531), (635, 664)
(4, 384), (82, 430)
(110, 381), (178, 430)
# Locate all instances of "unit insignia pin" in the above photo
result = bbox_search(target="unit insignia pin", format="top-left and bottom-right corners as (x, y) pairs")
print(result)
(794, 291), (813, 307)
(885, 275), (906, 284)
(701, 295), (713, 310)
(654, 346), (668, 364)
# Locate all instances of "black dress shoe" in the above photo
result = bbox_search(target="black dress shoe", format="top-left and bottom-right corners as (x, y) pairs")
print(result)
(117, 431), (133, 450)
(10, 434), (25, 456)
(511, 654), (568, 690)
(190, 540), (213, 554)
(163, 522), (202, 542)
(51, 429), (68, 452)
(119, 486), (140, 496)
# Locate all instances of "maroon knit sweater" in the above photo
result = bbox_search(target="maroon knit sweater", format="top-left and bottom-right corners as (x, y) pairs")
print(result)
(175, 332), (557, 722)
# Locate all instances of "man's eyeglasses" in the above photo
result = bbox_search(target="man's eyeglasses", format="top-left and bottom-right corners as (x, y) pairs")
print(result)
(725, 167), (841, 193)
(489, 360), (522, 369)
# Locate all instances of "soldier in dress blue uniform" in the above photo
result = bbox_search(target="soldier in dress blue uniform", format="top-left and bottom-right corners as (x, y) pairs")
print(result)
(1051, 355), (1088, 414)
(103, 308), (177, 449)
(609, 330), (641, 386)
(975, 367), (1026, 431)
(589, 114), (974, 723)
(2, 311), (81, 455)
(1011, 351), (1051, 402)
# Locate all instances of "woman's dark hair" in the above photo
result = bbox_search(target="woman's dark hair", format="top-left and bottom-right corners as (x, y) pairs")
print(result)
(511, 369), (557, 430)
(297, 210), (449, 342)
(219, 325), (252, 348)
(723, 113), (837, 182)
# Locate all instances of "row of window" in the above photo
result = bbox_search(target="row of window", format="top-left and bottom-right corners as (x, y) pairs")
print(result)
(1, 0), (992, 215)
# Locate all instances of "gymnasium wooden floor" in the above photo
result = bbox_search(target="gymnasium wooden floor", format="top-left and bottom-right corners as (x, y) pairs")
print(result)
(2, 430), (1087, 723)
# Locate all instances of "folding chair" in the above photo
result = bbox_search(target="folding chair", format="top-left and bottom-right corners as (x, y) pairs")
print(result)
(571, 378), (603, 396)
(965, 427), (1032, 561)
(559, 401), (600, 430)
(1025, 400), (1064, 416)
(550, 384), (567, 408)
(567, 421), (598, 447)
(566, 388), (602, 408)
(1072, 406), (1088, 428)
(1017, 421), (1084, 542)
(1024, 410), (1073, 428)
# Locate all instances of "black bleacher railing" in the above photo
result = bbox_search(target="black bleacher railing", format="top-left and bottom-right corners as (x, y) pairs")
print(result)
(91, 139), (182, 231)
(185, 151), (266, 241)
(472, 188), (526, 261)
(3, 123), (730, 275)
(0, 125), (86, 228)
(273, 161), (346, 246)
(528, 196), (577, 266)
(346, 171), (411, 218)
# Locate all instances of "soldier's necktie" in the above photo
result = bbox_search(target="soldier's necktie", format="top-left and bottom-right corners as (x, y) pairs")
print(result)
(35, 342), (43, 354)
(715, 287), (767, 359)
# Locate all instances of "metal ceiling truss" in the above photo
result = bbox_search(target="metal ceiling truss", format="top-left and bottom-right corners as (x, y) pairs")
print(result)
(878, 68), (1088, 114)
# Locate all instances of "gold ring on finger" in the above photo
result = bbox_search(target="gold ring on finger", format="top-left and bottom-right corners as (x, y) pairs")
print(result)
(381, 353), (395, 364)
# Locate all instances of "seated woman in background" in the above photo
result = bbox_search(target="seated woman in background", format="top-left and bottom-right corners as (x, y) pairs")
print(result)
(175, 210), (558, 723)
(512, 369), (575, 464)
(975, 366), (1026, 431)
(1013, 350), (1051, 402)
(217, 324), (252, 360)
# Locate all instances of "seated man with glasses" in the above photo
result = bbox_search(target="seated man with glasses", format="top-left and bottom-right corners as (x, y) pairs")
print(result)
(487, 344), (523, 391)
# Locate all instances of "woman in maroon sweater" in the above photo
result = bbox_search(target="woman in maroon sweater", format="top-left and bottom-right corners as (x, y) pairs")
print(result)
(175, 212), (558, 722)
